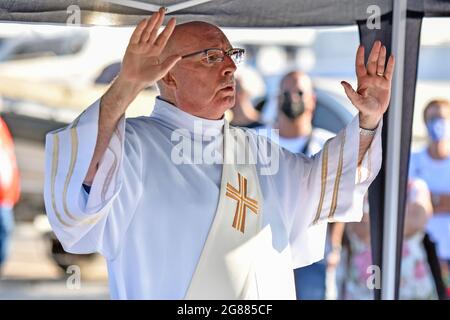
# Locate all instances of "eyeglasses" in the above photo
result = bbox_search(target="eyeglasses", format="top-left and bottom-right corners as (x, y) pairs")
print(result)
(181, 48), (245, 65)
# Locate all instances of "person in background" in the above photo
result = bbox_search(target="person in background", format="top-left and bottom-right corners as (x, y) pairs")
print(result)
(0, 107), (21, 276)
(272, 70), (346, 300)
(229, 68), (265, 129)
(344, 179), (437, 299)
(273, 71), (335, 156)
(409, 99), (450, 296)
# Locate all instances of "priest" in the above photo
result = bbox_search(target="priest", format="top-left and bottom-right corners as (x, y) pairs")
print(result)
(44, 8), (394, 299)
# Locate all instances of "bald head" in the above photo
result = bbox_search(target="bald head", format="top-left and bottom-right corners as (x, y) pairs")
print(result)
(278, 70), (317, 119)
(161, 21), (227, 61)
(280, 71), (314, 94)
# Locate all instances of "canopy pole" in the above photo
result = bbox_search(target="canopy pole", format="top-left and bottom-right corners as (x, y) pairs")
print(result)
(100, 0), (215, 13)
(381, 0), (407, 300)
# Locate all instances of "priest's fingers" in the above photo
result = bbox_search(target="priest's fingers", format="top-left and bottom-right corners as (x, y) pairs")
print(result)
(355, 45), (367, 78)
(130, 18), (149, 45)
(366, 40), (381, 75)
(341, 81), (362, 108)
(146, 7), (166, 45)
(383, 54), (395, 81)
(377, 45), (387, 76)
(140, 11), (160, 43)
(154, 17), (176, 52)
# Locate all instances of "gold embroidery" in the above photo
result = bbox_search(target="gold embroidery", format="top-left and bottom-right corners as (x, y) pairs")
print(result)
(102, 146), (118, 203)
(226, 173), (259, 233)
(312, 140), (330, 225)
(102, 126), (123, 203)
(52, 117), (102, 227)
(62, 119), (82, 221)
(328, 130), (346, 219)
(51, 134), (72, 228)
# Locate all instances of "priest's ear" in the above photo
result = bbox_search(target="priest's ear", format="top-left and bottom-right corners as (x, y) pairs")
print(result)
(160, 71), (177, 90)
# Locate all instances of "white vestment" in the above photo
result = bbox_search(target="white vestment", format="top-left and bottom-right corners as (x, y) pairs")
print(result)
(44, 97), (382, 299)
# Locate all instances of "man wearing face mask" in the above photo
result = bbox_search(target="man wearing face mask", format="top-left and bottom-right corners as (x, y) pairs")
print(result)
(409, 99), (450, 296)
(273, 71), (345, 300)
(275, 71), (335, 156)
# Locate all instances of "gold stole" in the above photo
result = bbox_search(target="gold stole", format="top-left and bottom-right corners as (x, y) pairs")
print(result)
(185, 121), (264, 299)
(185, 121), (295, 300)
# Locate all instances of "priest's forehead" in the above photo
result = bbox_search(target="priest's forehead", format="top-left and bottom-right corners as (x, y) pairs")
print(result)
(168, 21), (232, 54)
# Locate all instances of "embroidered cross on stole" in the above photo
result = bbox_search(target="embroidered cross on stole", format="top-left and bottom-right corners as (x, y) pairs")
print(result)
(226, 173), (259, 233)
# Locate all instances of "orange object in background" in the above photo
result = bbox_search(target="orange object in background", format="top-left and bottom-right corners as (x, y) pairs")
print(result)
(0, 116), (20, 207)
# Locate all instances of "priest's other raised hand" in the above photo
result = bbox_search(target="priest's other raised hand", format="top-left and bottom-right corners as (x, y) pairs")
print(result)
(341, 40), (395, 130)
(341, 41), (395, 164)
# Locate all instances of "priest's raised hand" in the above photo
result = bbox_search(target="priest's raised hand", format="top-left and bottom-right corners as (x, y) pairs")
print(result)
(84, 8), (180, 185)
(118, 8), (180, 99)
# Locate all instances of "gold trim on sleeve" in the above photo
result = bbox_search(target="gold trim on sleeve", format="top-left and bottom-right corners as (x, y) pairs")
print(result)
(312, 140), (330, 225)
(328, 130), (346, 220)
(102, 146), (118, 203)
(51, 134), (72, 228)
(51, 117), (103, 227)
(62, 118), (82, 222)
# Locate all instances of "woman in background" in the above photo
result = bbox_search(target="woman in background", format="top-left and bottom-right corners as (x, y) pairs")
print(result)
(344, 179), (437, 300)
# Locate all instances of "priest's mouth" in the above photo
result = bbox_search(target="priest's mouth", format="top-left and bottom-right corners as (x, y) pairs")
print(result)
(220, 85), (235, 92)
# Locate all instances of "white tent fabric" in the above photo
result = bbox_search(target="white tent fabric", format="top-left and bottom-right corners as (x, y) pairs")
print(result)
(1, 1), (449, 27)
(0, 0), (394, 27)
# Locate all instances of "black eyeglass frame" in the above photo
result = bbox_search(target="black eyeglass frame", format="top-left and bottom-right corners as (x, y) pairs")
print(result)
(181, 47), (245, 64)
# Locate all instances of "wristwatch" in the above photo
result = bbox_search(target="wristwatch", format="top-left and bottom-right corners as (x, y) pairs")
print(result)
(359, 127), (377, 136)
